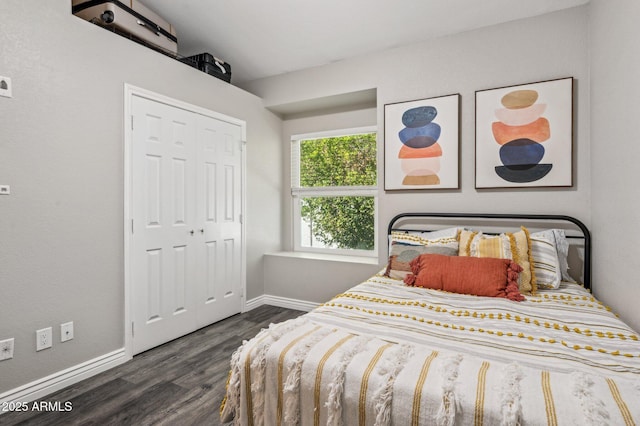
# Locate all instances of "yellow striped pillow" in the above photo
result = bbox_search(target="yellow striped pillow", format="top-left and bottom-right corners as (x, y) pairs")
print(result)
(459, 227), (536, 294)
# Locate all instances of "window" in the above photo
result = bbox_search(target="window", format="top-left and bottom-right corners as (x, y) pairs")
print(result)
(291, 127), (378, 256)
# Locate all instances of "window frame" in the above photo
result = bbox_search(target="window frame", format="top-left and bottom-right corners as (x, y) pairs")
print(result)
(291, 126), (378, 257)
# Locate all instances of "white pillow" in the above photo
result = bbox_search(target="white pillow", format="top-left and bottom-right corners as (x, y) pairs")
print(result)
(529, 229), (575, 289)
(552, 229), (576, 283)
(529, 230), (562, 289)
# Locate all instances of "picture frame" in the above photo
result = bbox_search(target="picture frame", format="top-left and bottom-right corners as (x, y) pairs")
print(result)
(384, 94), (460, 190)
(475, 77), (573, 189)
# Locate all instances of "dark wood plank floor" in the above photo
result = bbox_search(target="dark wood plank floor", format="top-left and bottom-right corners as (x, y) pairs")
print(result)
(0, 305), (304, 426)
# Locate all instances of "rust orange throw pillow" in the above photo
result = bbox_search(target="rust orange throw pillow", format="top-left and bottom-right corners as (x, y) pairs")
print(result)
(404, 254), (525, 301)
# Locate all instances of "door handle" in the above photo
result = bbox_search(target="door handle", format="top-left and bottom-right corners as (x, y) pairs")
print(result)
(199, 229), (204, 234)
(189, 230), (195, 235)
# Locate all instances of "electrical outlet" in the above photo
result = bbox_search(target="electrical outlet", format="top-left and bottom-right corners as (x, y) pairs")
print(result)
(0, 338), (14, 361)
(0, 76), (12, 98)
(60, 322), (74, 342)
(36, 327), (52, 351)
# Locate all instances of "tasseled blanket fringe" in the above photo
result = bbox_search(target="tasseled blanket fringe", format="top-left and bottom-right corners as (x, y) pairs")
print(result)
(500, 363), (523, 426)
(436, 354), (464, 426)
(571, 371), (609, 425)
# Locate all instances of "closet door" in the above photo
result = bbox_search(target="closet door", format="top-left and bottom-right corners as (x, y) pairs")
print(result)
(195, 115), (243, 326)
(131, 96), (198, 354)
(130, 95), (243, 355)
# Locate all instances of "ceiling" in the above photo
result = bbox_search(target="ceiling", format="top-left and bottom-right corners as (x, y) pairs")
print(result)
(142, 0), (589, 86)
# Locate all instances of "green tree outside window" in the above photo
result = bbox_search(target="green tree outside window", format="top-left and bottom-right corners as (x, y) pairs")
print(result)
(298, 133), (377, 250)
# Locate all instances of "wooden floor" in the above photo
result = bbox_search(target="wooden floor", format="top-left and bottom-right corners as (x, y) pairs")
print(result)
(0, 305), (304, 426)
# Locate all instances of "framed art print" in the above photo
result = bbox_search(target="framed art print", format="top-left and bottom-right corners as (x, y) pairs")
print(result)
(475, 77), (573, 188)
(384, 94), (460, 190)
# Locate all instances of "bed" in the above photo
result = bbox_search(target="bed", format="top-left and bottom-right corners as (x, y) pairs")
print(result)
(221, 213), (639, 425)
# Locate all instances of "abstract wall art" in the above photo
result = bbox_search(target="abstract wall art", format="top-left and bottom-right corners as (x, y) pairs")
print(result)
(475, 77), (573, 188)
(384, 94), (460, 190)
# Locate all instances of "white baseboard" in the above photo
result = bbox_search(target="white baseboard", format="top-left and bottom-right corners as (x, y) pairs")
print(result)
(244, 294), (266, 311)
(0, 349), (130, 407)
(245, 294), (318, 313)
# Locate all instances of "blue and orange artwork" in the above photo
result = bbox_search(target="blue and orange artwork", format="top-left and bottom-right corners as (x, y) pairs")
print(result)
(492, 90), (552, 183)
(398, 106), (443, 185)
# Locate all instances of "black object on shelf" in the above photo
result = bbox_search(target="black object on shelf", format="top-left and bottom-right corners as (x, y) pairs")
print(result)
(180, 53), (232, 83)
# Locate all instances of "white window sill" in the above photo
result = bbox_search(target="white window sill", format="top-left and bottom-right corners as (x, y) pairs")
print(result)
(265, 251), (380, 265)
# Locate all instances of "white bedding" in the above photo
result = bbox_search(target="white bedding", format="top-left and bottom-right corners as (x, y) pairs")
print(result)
(221, 273), (640, 425)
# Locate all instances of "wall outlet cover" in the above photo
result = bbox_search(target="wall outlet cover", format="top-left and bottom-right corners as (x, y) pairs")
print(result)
(36, 327), (52, 351)
(0, 338), (14, 361)
(61, 322), (74, 342)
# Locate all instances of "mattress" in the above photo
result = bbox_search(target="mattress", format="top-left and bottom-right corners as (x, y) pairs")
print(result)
(221, 273), (640, 425)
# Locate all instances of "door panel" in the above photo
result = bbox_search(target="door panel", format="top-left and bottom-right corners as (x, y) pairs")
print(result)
(223, 238), (236, 297)
(224, 165), (235, 221)
(195, 115), (243, 326)
(132, 96), (198, 354)
(132, 97), (196, 354)
(172, 158), (187, 225)
(205, 240), (217, 303)
(173, 245), (187, 314)
(145, 155), (162, 227)
(145, 248), (162, 322)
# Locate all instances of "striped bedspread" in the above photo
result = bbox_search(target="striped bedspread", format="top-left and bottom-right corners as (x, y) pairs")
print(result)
(221, 273), (640, 425)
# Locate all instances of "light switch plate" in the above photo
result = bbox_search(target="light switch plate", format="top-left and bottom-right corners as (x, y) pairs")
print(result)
(0, 185), (10, 195)
(0, 76), (12, 98)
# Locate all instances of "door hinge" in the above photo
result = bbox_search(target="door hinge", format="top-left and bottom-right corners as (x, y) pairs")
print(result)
(131, 116), (134, 130)
(131, 219), (134, 234)
(131, 321), (134, 337)
(239, 214), (243, 224)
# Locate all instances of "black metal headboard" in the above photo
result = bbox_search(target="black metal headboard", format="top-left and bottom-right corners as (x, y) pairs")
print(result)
(388, 212), (591, 290)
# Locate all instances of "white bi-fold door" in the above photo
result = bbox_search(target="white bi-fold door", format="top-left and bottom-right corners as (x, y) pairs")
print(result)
(130, 93), (244, 355)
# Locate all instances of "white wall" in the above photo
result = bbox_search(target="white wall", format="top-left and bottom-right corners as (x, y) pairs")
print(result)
(589, 1), (640, 331)
(248, 7), (591, 304)
(0, 0), (282, 393)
